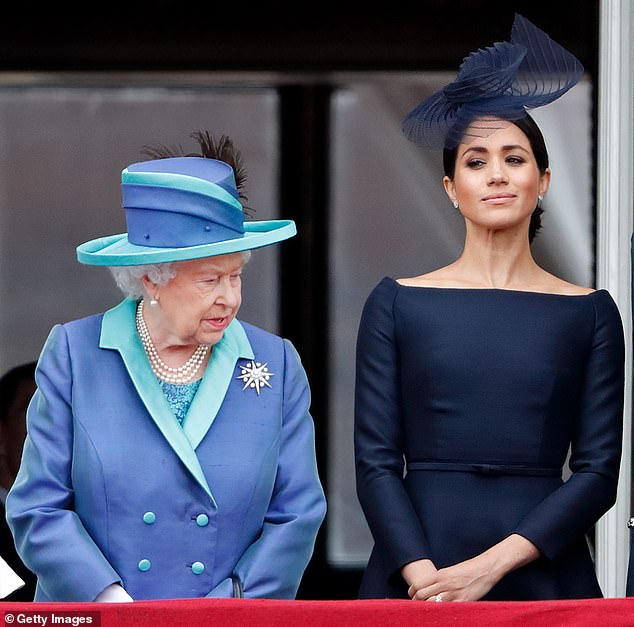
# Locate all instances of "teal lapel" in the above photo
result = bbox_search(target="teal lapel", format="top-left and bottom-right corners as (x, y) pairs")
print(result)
(100, 299), (219, 504)
(182, 318), (254, 450)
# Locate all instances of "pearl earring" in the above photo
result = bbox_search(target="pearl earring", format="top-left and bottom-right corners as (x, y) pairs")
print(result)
(149, 297), (159, 307)
(537, 194), (544, 208)
(452, 199), (459, 209)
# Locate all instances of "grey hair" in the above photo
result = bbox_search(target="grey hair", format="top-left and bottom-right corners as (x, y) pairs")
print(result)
(108, 250), (252, 299)
(109, 263), (176, 300)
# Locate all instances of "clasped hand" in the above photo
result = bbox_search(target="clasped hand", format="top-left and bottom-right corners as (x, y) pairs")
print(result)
(404, 555), (498, 603)
(403, 534), (539, 602)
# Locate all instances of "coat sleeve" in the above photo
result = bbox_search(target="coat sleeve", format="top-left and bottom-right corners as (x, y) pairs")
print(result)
(6, 325), (122, 601)
(207, 338), (326, 599)
(512, 290), (625, 561)
(354, 279), (432, 579)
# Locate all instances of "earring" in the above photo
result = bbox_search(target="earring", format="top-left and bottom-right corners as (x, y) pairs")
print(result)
(452, 199), (459, 209)
(149, 297), (159, 307)
(537, 194), (544, 208)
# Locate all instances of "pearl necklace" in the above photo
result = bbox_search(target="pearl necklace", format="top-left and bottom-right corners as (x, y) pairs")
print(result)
(136, 300), (210, 384)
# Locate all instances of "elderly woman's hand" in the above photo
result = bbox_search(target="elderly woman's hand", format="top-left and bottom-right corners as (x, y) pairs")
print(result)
(407, 534), (540, 602)
(95, 583), (134, 603)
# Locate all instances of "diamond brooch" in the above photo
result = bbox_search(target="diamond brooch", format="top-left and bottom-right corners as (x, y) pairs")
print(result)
(237, 360), (275, 395)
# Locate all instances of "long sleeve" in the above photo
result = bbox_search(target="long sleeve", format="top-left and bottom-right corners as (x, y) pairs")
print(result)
(207, 339), (326, 599)
(354, 279), (431, 578)
(512, 291), (625, 561)
(6, 325), (121, 601)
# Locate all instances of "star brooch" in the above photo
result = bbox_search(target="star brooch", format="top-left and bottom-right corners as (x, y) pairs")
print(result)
(236, 360), (275, 395)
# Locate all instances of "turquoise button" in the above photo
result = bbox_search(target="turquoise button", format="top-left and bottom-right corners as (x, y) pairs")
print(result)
(195, 514), (209, 527)
(143, 512), (156, 525)
(138, 559), (151, 572)
(191, 561), (205, 575)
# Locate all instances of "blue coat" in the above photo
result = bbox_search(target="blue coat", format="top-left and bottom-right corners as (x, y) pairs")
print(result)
(6, 299), (326, 601)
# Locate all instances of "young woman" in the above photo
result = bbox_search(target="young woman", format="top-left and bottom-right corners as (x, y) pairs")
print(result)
(354, 16), (624, 601)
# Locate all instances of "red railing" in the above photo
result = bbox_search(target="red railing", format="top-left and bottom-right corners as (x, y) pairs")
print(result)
(3, 597), (634, 627)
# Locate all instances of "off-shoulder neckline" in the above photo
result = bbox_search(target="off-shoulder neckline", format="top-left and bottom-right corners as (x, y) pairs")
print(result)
(388, 277), (603, 298)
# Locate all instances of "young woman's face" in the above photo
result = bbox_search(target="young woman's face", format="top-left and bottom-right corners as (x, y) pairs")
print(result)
(443, 120), (550, 235)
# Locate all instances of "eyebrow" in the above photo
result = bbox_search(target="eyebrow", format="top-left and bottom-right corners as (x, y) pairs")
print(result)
(192, 263), (243, 276)
(461, 144), (530, 158)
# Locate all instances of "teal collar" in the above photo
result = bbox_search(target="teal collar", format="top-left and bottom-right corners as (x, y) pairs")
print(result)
(100, 299), (254, 504)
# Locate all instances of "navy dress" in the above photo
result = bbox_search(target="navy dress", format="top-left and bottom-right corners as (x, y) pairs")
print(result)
(355, 278), (624, 600)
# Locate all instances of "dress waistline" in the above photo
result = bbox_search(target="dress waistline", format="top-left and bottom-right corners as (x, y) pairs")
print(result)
(406, 461), (561, 477)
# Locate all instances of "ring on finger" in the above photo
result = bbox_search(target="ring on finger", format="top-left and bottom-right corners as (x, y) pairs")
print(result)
(434, 593), (443, 602)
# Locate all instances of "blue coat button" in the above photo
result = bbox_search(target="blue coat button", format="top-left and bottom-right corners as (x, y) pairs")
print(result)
(191, 561), (205, 575)
(138, 559), (151, 572)
(195, 514), (209, 527)
(143, 512), (156, 525)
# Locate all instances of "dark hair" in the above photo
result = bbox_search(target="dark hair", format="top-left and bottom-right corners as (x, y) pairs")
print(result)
(442, 114), (549, 243)
(0, 362), (36, 424)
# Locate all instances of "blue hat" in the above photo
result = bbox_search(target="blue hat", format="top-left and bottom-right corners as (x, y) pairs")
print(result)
(402, 14), (584, 149)
(77, 156), (296, 266)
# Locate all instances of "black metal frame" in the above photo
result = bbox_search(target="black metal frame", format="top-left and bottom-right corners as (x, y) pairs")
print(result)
(277, 84), (365, 598)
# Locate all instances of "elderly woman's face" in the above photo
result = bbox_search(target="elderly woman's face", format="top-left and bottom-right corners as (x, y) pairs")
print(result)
(148, 252), (243, 347)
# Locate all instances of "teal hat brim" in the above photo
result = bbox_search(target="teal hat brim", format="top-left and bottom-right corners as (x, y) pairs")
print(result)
(76, 219), (296, 266)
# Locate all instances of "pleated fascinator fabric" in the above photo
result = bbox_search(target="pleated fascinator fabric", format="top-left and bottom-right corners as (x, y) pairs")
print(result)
(402, 14), (584, 150)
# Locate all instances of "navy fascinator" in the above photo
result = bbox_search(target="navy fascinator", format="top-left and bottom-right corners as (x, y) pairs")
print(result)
(402, 14), (584, 150)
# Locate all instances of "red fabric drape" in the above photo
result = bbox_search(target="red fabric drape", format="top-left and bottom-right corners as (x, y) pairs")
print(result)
(3, 598), (634, 627)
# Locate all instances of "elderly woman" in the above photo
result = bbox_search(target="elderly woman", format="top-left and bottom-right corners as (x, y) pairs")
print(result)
(6, 133), (326, 602)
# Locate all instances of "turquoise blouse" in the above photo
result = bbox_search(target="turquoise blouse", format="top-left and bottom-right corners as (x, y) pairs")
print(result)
(159, 379), (202, 426)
